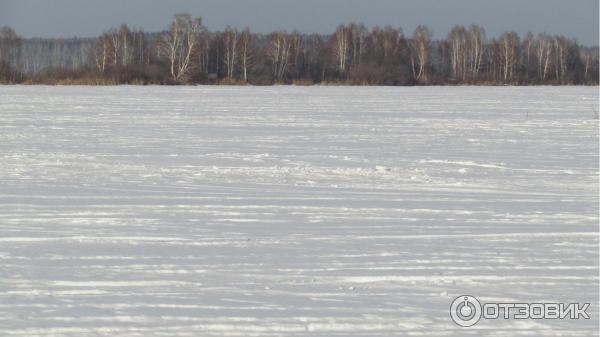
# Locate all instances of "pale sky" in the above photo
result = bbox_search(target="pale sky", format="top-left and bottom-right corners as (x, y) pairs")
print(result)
(0, 0), (598, 45)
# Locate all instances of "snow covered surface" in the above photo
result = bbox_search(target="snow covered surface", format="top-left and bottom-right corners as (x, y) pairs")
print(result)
(0, 85), (598, 336)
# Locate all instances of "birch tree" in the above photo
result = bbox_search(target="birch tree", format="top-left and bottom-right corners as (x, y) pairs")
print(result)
(499, 31), (519, 82)
(410, 25), (432, 83)
(332, 25), (350, 74)
(580, 47), (597, 82)
(536, 33), (552, 81)
(350, 23), (367, 68)
(267, 31), (292, 80)
(119, 24), (132, 66)
(467, 25), (485, 79)
(448, 26), (468, 80)
(159, 14), (204, 82)
(222, 27), (239, 80)
(1, 21), (597, 85)
(239, 28), (256, 82)
(92, 33), (110, 72)
(522, 32), (534, 79)
(552, 35), (575, 83)
(290, 31), (305, 79)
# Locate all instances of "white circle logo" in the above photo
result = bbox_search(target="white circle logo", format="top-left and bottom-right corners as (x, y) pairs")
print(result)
(450, 295), (482, 327)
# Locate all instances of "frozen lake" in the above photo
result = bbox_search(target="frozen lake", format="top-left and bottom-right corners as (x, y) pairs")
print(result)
(0, 86), (598, 336)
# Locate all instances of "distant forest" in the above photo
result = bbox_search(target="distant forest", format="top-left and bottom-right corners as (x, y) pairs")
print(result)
(0, 14), (598, 85)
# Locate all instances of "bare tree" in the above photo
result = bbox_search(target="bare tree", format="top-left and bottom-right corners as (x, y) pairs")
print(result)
(380, 26), (404, 64)
(536, 33), (552, 81)
(552, 35), (576, 83)
(447, 25), (485, 81)
(522, 32), (534, 79)
(92, 25), (146, 73)
(159, 14), (204, 82)
(106, 28), (120, 67)
(267, 31), (292, 81)
(332, 25), (350, 75)
(239, 28), (256, 82)
(290, 31), (305, 79)
(410, 25), (432, 83)
(196, 30), (210, 75)
(580, 47), (596, 82)
(467, 25), (485, 79)
(2, 20), (598, 85)
(0, 26), (21, 81)
(0, 27), (20, 64)
(304, 34), (326, 82)
(222, 27), (239, 80)
(448, 26), (468, 81)
(119, 24), (132, 66)
(499, 31), (519, 82)
(92, 33), (110, 73)
(350, 23), (367, 68)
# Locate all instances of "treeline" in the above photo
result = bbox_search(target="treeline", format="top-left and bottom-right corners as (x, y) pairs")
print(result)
(0, 14), (598, 85)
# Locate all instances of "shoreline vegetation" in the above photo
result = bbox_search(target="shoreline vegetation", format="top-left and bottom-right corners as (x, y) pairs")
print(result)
(0, 14), (598, 86)
(4, 81), (599, 87)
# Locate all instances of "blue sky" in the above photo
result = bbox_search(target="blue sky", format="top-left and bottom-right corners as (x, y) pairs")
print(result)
(0, 0), (598, 45)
